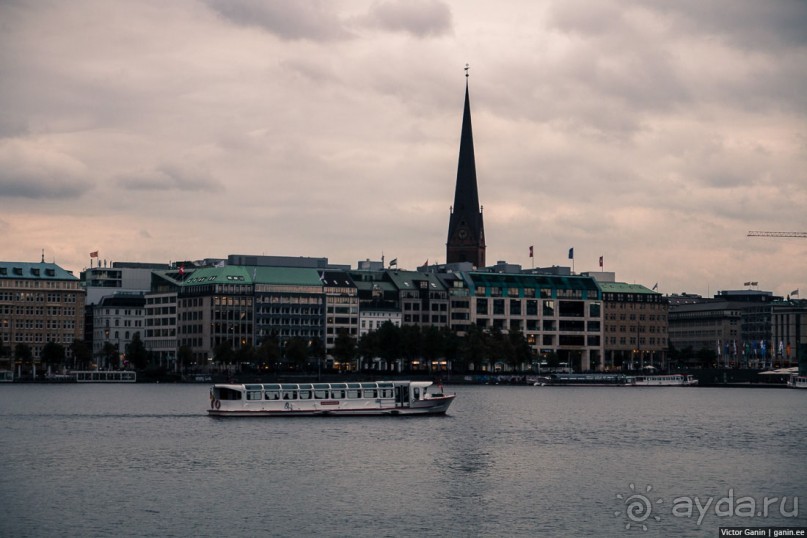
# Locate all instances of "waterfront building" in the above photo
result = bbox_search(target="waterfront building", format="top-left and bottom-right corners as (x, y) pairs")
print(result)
(460, 271), (603, 370)
(320, 269), (359, 350)
(177, 265), (255, 365)
(92, 293), (145, 366)
(386, 270), (450, 328)
(176, 265), (327, 365)
(771, 298), (807, 368)
(253, 267), (324, 352)
(81, 261), (170, 305)
(351, 269), (402, 338)
(0, 260), (85, 368)
(436, 271), (473, 334)
(143, 270), (185, 370)
(598, 282), (668, 371)
(446, 73), (486, 268)
(668, 289), (781, 367)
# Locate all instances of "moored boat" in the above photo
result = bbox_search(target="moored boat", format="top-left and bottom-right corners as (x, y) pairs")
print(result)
(73, 370), (136, 383)
(628, 374), (698, 386)
(208, 380), (455, 417)
(787, 374), (807, 389)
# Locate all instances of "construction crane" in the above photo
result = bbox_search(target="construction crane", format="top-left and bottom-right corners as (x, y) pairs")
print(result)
(747, 231), (807, 238)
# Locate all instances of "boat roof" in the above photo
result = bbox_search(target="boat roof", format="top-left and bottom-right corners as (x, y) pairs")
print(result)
(213, 380), (433, 389)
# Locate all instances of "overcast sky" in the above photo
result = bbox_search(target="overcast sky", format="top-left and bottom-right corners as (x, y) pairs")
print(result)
(1, 0), (805, 297)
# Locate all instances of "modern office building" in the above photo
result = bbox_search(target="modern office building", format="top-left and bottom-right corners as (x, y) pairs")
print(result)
(176, 265), (326, 365)
(771, 298), (807, 367)
(668, 290), (781, 367)
(81, 261), (170, 305)
(460, 271), (603, 370)
(320, 269), (359, 349)
(143, 270), (186, 370)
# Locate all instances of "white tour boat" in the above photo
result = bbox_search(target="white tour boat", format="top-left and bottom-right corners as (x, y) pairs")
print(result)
(73, 370), (136, 383)
(628, 374), (698, 386)
(208, 380), (456, 417)
(788, 374), (807, 389)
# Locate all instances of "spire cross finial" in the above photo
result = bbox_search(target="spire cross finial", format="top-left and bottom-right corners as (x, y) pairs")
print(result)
(465, 63), (469, 78)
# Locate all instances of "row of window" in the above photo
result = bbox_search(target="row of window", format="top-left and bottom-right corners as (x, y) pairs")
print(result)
(0, 280), (79, 289)
(2, 306), (79, 316)
(1, 319), (77, 329)
(1, 332), (76, 344)
(0, 292), (79, 302)
(243, 383), (397, 401)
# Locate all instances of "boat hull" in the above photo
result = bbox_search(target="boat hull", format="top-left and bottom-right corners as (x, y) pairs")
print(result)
(207, 397), (455, 417)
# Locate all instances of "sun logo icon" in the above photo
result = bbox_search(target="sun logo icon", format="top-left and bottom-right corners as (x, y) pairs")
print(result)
(614, 483), (663, 531)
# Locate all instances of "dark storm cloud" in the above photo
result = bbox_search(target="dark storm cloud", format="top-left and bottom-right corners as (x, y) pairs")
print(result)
(116, 164), (223, 193)
(204, 0), (352, 41)
(364, 0), (453, 37)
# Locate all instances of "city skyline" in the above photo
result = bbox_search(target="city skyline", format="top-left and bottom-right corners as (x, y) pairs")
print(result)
(1, 1), (805, 298)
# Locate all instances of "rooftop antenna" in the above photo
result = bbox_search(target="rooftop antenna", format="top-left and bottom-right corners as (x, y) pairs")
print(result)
(465, 63), (469, 78)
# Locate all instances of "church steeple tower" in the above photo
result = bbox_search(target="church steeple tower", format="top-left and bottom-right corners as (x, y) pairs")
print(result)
(446, 66), (486, 268)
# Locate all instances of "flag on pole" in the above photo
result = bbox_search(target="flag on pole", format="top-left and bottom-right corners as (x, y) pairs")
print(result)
(389, 258), (397, 268)
(791, 289), (799, 298)
(529, 246), (534, 258)
(599, 256), (603, 268)
(652, 283), (658, 291)
(90, 251), (99, 258)
(568, 247), (574, 260)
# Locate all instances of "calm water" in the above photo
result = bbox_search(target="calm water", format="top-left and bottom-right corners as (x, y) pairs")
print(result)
(0, 383), (805, 537)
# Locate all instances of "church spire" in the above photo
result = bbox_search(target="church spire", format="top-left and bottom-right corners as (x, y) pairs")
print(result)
(446, 65), (486, 268)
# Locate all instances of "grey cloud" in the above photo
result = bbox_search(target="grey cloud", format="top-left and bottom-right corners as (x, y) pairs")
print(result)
(0, 141), (92, 199)
(654, 0), (807, 51)
(364, 0), (453, 37)
(205, 0), (352, 41)
(116, 164), (223, 193)
(0, 112), (29, 138)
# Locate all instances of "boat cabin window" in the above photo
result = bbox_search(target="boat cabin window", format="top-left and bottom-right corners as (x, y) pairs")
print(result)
(361, 383), (378, 398)
(217, 387), (242, 400)
(347, 389), (360, 399)
(313, 384), (329, 399)
(265, 390), (280, 400)
(331, 388), (346, 399)
(413, 387), (421, 400)
(299, 389), (312, 399)
(247, 390), (262, 400)
(282, 390), (297, 400)
(380, 388), (393, 399)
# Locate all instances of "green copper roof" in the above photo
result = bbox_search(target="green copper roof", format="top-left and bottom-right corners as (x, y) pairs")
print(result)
(0, 261), (78, 281)
(180, 265), (322, 287)
(463, 272), (600, 292)
(598, 282), (657, 294)
(384, 270), (447, 292)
